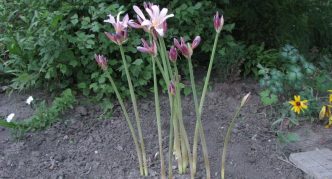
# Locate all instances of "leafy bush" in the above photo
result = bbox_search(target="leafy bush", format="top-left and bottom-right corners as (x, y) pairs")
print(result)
(0, 89), (75, 136)
(223, 0), (332, 51)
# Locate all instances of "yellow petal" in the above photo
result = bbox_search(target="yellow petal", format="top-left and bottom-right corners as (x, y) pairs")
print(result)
(295, 95), (300, 101)
(289, 101), (296, 105)
(320, 106), (327, 119)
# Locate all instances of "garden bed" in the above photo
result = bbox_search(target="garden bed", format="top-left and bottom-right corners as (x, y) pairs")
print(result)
(1, 80), (324, 178)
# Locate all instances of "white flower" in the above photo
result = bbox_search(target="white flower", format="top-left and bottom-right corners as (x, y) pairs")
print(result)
(6, 113), (15, 122)
(26, 96), (34, 105)
(133, 5), (174, 36)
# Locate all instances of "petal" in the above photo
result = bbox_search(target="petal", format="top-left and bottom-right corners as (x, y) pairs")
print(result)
(137, 47), (150, 53)
(141, 20), (152, 27)
(295, 95), (300, 101)
(104, 14), (116, 24)
(155, 27), (164, 36)
(320, 106), (327, 119)
(133, 5), (146, 20)
(151, 5), (160, 18)
(159, 8), (168, 21)
(160, 14), (174, 24)
(145, 7), (154, 19)
(122, 14), (129, 27)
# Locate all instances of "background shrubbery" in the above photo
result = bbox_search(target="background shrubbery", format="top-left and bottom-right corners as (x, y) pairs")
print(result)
(1, 0), (331, 100)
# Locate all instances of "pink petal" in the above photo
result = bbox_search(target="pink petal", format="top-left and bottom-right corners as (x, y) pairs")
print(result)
(133, 5), (146, 20)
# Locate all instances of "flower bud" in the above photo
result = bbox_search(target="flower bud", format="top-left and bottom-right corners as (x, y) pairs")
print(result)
(168, 46), (177, 62)
(214, 11), (224, 33)
(168, 81), (176, 96)
(95, 54), (108, 71)
(191, 36), (201, 49)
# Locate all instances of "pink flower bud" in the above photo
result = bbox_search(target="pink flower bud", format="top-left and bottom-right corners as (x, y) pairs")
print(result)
(191, 36), (201, 49)
(214, 11), (224, 33)
(95, 54), (108, 71)
(137, 39), (157, 56)
(168, 81), (176, 96)
(168, 46), (177, 62)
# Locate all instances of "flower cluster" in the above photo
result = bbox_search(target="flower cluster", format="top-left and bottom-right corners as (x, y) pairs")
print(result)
(94, 5), (227, 179)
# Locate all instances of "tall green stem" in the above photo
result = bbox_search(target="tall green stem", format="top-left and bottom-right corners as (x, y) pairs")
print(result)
(198, 33), (220, 115)
(221, 106), (242, 179)
(188, 58), (211, 179)
(174, 64), (192, 174)
(105, 72), (143, 175)
(152, 56), (166, 179)
(119, 45), (148, 176)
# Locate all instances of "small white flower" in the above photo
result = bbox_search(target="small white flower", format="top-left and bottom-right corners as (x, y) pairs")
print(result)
(6, 113), (15, 122)
(26, 96), (34, 105)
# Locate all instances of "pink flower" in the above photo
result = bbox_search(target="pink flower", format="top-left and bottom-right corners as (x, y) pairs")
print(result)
(168, 46), (177, 62)
(104, 11), (130, 33)
(104, 31), (128, 45)
(214, 12), (224, 33)
(131, 4), (173, 37)
(95, 54), (108, 71)
(104, 11), (130, 45)
(168, 81), (176, 96)
(137, 39), (158, 57)
(174, 36), (201, 59)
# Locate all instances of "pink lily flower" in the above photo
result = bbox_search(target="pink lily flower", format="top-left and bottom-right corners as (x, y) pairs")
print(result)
(214, 12), (224, 33)
(174, 36), (201, 59)
(137, 39), (158, 57)
(95, 54), (108, 71)
(104, 11), (130, 45)
(132, 4), (174, 37)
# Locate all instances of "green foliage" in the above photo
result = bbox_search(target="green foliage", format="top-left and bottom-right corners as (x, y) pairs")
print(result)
(277, 132), (300, 144)
(0, 89), (75, 135)
(224, 0), (332, 52)
(257, 44), (330, 95)
(259, 89), (278, 106)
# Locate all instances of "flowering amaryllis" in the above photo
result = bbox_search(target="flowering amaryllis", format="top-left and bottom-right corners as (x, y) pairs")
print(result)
(131, 4), (173, 37)
(174, 36), (201, 59)
(214, 12), (224, 33)
(95, 54), (108, 71)
(137, 39), (158, 57)
(104, 11), (130, 45)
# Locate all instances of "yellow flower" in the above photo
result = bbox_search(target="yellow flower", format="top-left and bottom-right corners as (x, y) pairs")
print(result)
(325, 116), (332, 128)
(319, 105), (331, 120)
(289, 95), (308, 114)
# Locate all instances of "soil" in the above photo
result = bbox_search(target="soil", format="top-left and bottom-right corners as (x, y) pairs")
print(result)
(1, 80), (330, 179)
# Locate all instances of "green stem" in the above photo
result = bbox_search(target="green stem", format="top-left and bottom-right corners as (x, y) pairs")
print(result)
(188, 58), (211, 179)
(168, 96), (176, 179)
(192, 32), (220, 178)
(198, 33), (220, 115)
(105, 72), (143, 175)
(152, 56), (166, 179)
(221, 105), (242, 179)
(119, 45), (148, 176)
(160, 38), (173, 79)
(174, 64), (192, 174)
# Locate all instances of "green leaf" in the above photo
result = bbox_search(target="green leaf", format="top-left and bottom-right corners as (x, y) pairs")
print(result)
(132, 59), (143, 66)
